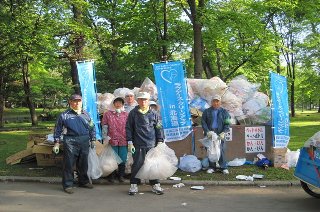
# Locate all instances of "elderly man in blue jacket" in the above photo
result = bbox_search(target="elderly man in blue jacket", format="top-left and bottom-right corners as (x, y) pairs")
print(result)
(53, 94), (96, 194)
(201, 95), (231, 174)
(126, 92), (164, 195)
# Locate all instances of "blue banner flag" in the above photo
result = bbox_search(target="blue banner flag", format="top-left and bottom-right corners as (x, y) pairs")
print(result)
(76, 61), (102, 140)
(153, 60), (192, 142)
(270, 72), (290, 148)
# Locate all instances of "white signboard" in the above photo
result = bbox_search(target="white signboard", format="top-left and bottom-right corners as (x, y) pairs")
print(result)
(245, 126), (265, 153)
(225, 128), (232, 141)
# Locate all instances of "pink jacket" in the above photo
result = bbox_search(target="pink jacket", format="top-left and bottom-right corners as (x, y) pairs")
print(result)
(102, 110), (128, 146)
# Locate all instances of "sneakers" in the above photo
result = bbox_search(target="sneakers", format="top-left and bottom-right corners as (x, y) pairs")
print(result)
(222, 169), (229, 175)
(128, 184), (138, 195)
(152, 183), (164, 195)
(206, 168), (215, 174)
(79, 183), (94, 189)
(64, 187), (74, 194)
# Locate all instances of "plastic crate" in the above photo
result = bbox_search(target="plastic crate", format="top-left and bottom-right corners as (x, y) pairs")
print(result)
(294, 147), (320, 188)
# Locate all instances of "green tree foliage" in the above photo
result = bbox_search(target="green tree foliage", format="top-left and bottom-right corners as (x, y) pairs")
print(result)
(2, 0), (320, 128)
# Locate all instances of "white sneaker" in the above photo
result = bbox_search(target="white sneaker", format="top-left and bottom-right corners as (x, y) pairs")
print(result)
(206, 168), (215, 174)
(152, 183), (164, 195)
(222, 169), (229, 175)
(128, 184), (138, 195)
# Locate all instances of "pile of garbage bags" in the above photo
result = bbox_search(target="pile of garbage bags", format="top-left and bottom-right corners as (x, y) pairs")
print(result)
(97, 75), (271, 125)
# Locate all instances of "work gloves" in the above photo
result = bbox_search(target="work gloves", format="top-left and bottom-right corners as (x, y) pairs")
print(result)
(207, 131), (225, 140)
(52, 143), (60, 154)
(207, 131), (215, 138)
(218, 132), (225, 140)
(128, 141), (135, 154)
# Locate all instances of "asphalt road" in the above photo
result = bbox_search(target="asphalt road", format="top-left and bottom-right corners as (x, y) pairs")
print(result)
(0, 182), (319, 212)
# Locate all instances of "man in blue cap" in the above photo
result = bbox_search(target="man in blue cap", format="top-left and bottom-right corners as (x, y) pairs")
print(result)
(53, 94), (96, 194)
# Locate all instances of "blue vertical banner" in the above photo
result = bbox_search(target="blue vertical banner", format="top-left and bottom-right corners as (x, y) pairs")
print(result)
(76, 61), (102, 140)
(270, 72), (290, 148)
(153, 60), (192, 142)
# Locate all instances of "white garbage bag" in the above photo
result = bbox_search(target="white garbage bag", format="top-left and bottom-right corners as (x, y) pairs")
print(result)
(227, 158), (246, 167)
(179, 155), (202, 173)
(87, 148), (103, 182)
(228, 75), (260, 103)
(139, 77), (158, 100)
(286, 149), (300, 168)
(199, 133), (221, 163)
(99, 144), (122, 177)
(135, 143), (178, 179)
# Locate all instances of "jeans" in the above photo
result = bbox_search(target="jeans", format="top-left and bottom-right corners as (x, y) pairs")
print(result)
(62, 135), (90, 189)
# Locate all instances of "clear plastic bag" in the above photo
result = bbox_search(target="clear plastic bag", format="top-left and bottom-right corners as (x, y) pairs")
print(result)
(135, 143), (178, 180)
(87, 148), (103, 182)
(199, 134), (221, 163)
(286, 149), (300, 168)
(99, 144), (122, 177)
(178, 155), (202, 173)
(125, 152), (133, 174)
(227, 158), (246, 167)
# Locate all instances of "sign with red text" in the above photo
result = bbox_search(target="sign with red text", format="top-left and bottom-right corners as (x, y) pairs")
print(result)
(245, 126), (265, 153)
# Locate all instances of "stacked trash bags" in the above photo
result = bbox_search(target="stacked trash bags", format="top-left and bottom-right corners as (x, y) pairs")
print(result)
(87, 143), (179, 181)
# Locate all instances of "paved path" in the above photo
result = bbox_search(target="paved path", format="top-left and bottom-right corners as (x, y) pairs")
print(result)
(0, 181), (318, 212)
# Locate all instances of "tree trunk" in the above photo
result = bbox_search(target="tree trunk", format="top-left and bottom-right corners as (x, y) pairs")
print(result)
(70, 5), (85, 95)
(318, 99), (320, 113)
(70, 59), (81, 94)
(22, 58), (38, 126)
(215, 48), (222, 78)
(290, 81), (295, 117)
(162, 0), (168, 59)
(188, 0), (204, 79)
(0, 70), (4, 128)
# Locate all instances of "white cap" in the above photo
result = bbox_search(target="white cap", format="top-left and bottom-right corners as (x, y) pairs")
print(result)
(212, 95), (221, 101)
(136, 92), (150, 99)
(149, 101), (157, 106)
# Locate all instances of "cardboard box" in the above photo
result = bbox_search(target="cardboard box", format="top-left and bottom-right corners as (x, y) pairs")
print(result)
(35, 153), (63, 167)
(31, 142), (103, 167)
(6, 148), (35, 165)
(272, 147), (287, 168)
(32, 145), (63, 167)
(168, 125), (274, 161)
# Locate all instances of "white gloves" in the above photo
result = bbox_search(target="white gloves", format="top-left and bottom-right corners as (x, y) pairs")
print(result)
(52, 143), (60, 154)
(128, 141), (135, 154)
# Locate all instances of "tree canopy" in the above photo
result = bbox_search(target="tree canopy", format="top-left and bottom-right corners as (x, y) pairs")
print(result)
(1, 0), (320, 126)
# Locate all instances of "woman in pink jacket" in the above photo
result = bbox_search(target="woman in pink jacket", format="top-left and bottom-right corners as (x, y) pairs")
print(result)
(102, 97), (128, 182)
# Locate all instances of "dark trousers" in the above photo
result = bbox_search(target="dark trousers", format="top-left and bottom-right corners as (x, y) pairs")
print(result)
(130, 147), (159, 185)
(62, 135), (90, 189)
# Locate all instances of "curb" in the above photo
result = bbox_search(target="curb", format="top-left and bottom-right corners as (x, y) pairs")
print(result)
(0, 176), (301, 187)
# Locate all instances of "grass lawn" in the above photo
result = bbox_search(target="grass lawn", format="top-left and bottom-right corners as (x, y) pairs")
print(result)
(0, 108), (319, 180)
